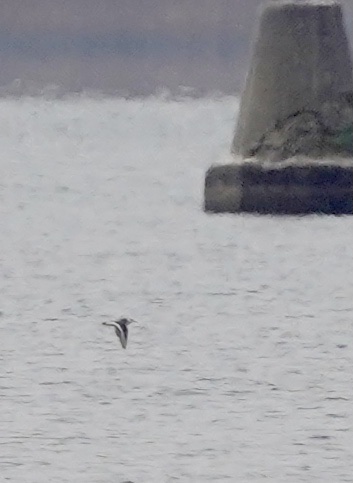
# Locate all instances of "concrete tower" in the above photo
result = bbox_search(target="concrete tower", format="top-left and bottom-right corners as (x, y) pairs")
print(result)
(204, 0), (353, 214)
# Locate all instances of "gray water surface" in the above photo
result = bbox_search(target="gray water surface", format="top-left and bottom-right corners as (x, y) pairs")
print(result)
(1, 96), (353, 482)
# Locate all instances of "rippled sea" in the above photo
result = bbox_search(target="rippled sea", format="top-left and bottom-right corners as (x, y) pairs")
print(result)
(1, 95), (353, 482)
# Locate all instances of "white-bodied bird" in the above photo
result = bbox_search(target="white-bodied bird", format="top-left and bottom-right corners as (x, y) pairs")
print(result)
(102, 317), (136, 349)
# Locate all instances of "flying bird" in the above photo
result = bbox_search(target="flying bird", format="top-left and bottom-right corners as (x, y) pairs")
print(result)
(102, 317), (136, 349)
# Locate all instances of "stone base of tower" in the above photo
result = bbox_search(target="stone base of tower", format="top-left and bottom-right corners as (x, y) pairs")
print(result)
(204, 158), (353, 215)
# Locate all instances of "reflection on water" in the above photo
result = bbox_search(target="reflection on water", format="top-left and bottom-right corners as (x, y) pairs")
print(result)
(1, 96), (353, 482)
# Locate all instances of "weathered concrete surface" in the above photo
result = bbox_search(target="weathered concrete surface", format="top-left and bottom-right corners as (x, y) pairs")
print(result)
(204, 0), (353, 215)
(205, 159), (353, 214)
(248, 107), (353, 162)
(233, 0), (353, 158)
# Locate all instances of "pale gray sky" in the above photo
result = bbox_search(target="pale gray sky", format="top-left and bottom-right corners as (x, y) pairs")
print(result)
(0, 0), (351, 96)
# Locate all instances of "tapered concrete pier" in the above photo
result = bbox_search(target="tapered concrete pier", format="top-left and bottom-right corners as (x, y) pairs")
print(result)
(204, 0), (353, 214)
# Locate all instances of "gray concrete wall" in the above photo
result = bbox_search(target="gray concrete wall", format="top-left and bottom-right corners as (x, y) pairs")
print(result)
(233, 0), (353, 157)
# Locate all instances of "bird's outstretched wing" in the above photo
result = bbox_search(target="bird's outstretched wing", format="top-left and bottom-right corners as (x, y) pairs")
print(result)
(115, 323), (128, 349)
(102, 321), (127, 348)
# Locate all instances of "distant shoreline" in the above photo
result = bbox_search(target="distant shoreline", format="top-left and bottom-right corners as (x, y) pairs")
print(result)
(0, 0), (351, 97)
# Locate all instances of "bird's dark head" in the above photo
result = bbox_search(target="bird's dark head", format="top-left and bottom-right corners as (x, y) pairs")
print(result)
(118, 317), (136, 326)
